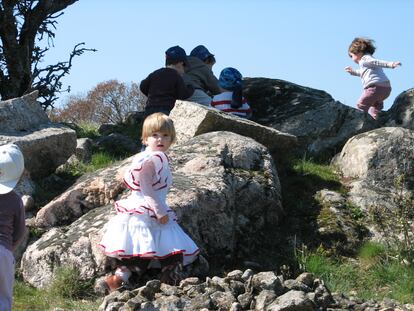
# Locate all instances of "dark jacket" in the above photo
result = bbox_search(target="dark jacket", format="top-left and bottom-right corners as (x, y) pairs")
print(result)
(182, 56), (221, 95)
(140, 68), (194, 112)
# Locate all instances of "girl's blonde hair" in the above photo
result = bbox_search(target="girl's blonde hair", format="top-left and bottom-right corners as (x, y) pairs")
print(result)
(348, 37), (376, 56)
(141, 113), (176, 143)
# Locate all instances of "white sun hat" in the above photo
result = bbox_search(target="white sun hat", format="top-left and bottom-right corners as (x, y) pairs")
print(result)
(0, 144), (25, 194)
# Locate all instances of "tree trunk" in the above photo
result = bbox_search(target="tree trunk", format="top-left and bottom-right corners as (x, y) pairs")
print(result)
(0, 0), (78, 101)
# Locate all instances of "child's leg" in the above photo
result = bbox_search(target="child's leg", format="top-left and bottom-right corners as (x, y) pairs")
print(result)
(357, 86), (391, 120)
(369, 102), (383, 120)
(369, 86), (391, 119)
(0, 246), (15, 311)
(356, 87), (376, 113)
(159, 253), (184, 285)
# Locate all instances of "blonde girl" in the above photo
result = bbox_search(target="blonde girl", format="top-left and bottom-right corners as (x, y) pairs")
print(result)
(99, 113), (199, 291)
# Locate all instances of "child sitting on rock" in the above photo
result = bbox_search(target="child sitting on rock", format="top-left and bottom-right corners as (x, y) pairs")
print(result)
(210, 67), (252, 119)
(140, 46), (194, 116)
(183, 45), (222, 106)
(99, 113), (199, 292)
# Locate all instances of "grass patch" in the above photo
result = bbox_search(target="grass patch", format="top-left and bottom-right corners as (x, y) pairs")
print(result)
(90, 151), (118, 169)
(358, 242), (386, 262)
(284, 157), (344, 207)
(292, 157), (340, 184)
(56, 151), (117, 177)
(279, 157), (345, 243)
(245, 156), (348, 273)
(298, 242), (414, 303)
(13, 266), (101, 311)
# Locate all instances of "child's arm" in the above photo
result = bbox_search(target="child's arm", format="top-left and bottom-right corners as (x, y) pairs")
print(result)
(345, 66), (361, 76)
(362, 57), (402, 69)
(139, 160), (169, 223)
(140, 75), (151, 96)
(176, 75), (194, 100)
(12, 200), (26, 250)
(204, 69), (221, 95)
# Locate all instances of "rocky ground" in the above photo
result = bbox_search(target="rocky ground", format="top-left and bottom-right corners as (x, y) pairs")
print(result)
(97, 269), (414, 311)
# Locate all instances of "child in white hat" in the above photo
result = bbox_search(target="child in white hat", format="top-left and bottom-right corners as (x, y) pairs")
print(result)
(0, 144), (26, 311)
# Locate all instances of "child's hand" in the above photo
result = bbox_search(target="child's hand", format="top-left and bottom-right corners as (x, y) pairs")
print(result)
(391, 61), (401, 68)
(159, 214), (169, 224)
(344, 66), (353, 73)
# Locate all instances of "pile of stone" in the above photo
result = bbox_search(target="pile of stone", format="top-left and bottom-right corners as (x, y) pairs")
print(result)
(98, 269), (413, 311)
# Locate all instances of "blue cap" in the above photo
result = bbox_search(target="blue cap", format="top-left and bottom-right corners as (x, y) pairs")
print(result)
(219, 67), (243, 90)
(190, 45), (214, 61)
(165, 45), (187, 62)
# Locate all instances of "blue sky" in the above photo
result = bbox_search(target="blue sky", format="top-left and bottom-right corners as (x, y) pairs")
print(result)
(45, 0), (413, 110)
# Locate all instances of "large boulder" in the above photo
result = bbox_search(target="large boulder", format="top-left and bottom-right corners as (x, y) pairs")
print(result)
(170, 100), (297, 159)
(0, 92), (76, 178)
(22, 205), (112, 288)
(243, 78), (377, 156)
(332, 127), (414, 211)
(0, 125), (77, 177)
(0, 91), (49, 132)
(23, 131), (282, 287)
(384, 88), (414, 129)
(168, 131), (282, 256)
(35, 159), (128, 228)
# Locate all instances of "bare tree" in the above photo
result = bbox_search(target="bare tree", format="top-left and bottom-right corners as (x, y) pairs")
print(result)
(0, 0), (96, 109)
(51, 80), (146, 124)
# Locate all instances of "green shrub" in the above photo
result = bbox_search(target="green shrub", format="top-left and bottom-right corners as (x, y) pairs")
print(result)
(369, 174), (414, 264)
(347, 203), (365, 220)
(292, 157), (339, 183)
(49, 266), (94, 299)
(76, 121), (100, 139)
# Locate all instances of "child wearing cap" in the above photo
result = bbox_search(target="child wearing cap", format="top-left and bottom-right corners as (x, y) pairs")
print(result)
(0, 144), (26, 311)
(140, 45), (194, 116)
(183, 45), (222, 106)
(210, 67), (252, 119)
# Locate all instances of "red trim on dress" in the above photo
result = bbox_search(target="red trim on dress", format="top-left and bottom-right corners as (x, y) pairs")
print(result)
(99, 245), (200, 260)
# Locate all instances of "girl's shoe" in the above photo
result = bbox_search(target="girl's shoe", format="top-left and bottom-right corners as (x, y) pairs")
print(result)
(105, 274), (124, 292)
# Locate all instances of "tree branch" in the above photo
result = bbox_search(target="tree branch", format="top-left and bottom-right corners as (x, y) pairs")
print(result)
(32, 42), (97, 109)
(0, 0), (92, 108)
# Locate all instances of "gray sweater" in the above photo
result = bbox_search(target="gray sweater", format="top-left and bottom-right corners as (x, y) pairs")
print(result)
(349, 54), (393, 89)
(183, 56), (221, 95)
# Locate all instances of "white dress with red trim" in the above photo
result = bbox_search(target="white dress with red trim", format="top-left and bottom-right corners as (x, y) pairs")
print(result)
(99, 150), (199, 266)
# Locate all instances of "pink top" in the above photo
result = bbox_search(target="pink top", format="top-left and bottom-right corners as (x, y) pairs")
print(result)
(121, 150), (172, 219)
